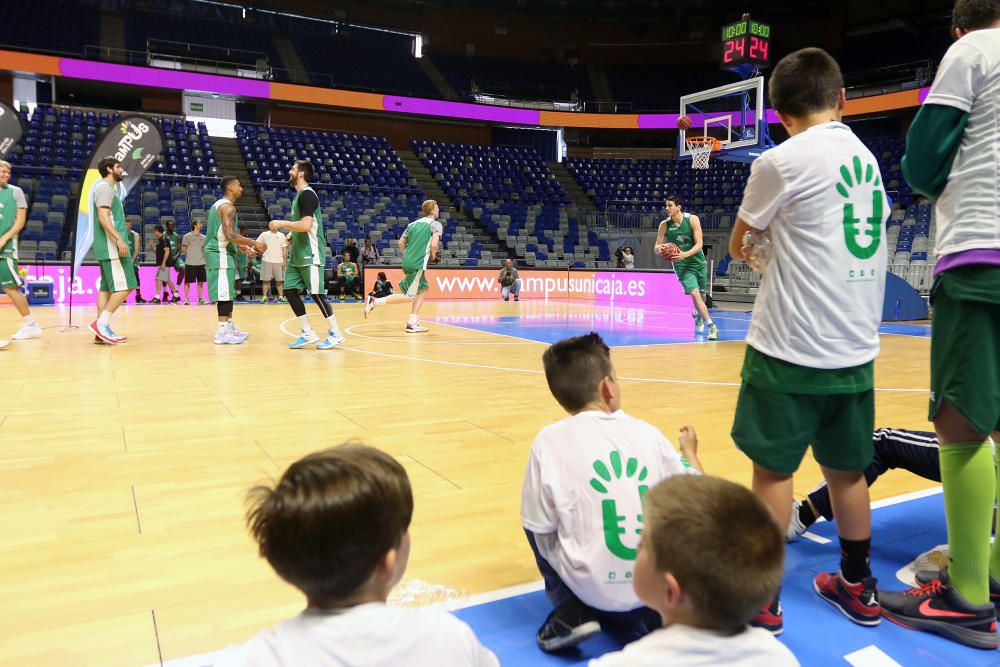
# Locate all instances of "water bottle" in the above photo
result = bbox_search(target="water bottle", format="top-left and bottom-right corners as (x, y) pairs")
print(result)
(742, 229), (772, 272)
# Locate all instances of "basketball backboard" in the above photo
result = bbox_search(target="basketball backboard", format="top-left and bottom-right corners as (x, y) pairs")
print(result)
(678, 77), (772, 164)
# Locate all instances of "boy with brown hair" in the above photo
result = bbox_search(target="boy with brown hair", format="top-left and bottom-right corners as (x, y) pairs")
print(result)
(590, 475), (797, 666)
(728, 47), (889, 633)
(223, 444), (499, 666)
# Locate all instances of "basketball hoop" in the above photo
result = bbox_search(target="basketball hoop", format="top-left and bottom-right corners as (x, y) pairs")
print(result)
(686, 136), (720, 170)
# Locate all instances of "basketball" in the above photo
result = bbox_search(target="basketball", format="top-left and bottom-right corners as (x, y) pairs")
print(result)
(660, 243), (681, 260)
(677, 115), (692, 130)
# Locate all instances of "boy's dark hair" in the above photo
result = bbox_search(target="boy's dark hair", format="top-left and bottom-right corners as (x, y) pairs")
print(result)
(97, 156), (119, 178)
(643, 475), (784, 632)
(294, 159), (314, 181)
(768, 48), (844, 117)
(953, 0), (1000, 31)
(246, 443), (413, 607)
(666, 195), (682, 208)
(153, 224), (164, 233)
(221, 175), (239, 193)
(542, 333), (613, 413)
(377, 271), (387, 280)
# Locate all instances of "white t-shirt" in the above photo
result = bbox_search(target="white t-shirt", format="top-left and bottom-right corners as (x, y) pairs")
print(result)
(589, 624), (800, 667)
(737, 122), (888, 369)
(923, 28), (1000, 257)
(521, 410), (693, 612)
(216, 603), (499, 667)
(256, 230), (289, 264)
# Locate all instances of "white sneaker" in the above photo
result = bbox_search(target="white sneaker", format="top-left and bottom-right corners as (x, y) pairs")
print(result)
(214, 329), (246, 345)
(0, 339), (8, 349)
(405, 322), (429, 333)
(227, 321), (250, 340)
(364, 294), (377, 319)
(11, 322), (42, 340)
(787, 500), (810, 542)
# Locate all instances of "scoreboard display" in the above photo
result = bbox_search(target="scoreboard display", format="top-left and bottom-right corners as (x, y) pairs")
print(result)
(721, 19), (771, 69)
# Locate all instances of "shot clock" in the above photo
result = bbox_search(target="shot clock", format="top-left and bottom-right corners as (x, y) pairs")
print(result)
(721, 18), (771, 69)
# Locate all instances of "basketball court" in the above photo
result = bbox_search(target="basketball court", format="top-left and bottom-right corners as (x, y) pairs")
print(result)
(0, 297), (944, 666)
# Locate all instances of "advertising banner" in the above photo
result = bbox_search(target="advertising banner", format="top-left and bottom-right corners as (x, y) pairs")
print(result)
(0, 101), (26, 158)
(21, 264), (157, 305)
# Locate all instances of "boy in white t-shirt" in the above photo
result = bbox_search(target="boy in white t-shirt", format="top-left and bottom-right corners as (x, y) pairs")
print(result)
(590, 475), (798, 667)
(521, 333), (703, 652)
(728, 48), (889, 634)
(878, 1), (1000, 649)
(219, 444), (499, 667)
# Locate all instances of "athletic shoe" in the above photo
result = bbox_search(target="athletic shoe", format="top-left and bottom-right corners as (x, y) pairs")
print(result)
(513, 295), (519, 301)
(11, 322), (42, 340)
(535, 603), (601, 653)
(750, 598), (783, 635)
(278, 296), (287, 304)
(260, 297), (268, 304)
(406, 323), (429, 333)
(214, 329), (245, 345)
(364, 294), (376, 319)
(289, 330), (320, 349)
(0, 339), (9, 349)
(693, 312), (705, 333)
(93, 335), (106, 345)
(787, 500), (811, 542)
(707, 323), (719, 340)
(198, 298), (207, 305)
(106, 327), (127, 343)
(135, 296), (146, 303)
(151, 297), (161, 304)
(814, 572), (880, 626)
(88, 321), (120, 344)
(227, 321), (250, 342)
(881, 569), (998, 649)
(172, 296), (181, 303)
(316, 333), (346, 350)
(185, 300), (191, 305)
(914, 568), (1000, 611)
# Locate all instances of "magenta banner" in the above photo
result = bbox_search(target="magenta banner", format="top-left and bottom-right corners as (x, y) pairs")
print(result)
(22, 264), (159, 305)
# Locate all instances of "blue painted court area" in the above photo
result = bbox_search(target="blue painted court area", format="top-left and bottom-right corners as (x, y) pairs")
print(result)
(430, 305), (930, 347)
(456, 489), (998, 666)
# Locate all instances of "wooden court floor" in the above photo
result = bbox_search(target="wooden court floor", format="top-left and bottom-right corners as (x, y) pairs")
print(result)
(0, 300), (936, 666)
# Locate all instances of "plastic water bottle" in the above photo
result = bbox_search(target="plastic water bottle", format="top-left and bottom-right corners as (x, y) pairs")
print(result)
(742, 229), (772, 272)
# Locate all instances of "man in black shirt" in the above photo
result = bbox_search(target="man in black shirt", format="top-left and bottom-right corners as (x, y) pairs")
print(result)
(152, 224), (177, 304)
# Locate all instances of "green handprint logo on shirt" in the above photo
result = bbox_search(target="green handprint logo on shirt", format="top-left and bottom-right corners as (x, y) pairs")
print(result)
(590, 451), (649, 560)
(838, 155), (884, 260)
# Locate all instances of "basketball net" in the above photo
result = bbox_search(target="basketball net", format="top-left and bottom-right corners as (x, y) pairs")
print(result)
(684, 136), (715, 169)
(685, 136), (716, 170)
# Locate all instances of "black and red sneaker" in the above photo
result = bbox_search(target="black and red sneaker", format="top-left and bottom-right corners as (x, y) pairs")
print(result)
(883, 570), (999, 649)
(915, 568), (1000, 611)
(750, 597), (783, 635)
(814, 571), (880, 626)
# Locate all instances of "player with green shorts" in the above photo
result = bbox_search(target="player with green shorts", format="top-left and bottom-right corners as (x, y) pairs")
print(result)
(728, 49), (889, 634)
(0, 159), (40, 346)
(655, 196), (717, 340)
(271, 160), (344, 350)
(877, 6), (1000, 648)
(204, 176), (263, 345)
(364, 199), (442, 333)
(89, 157), (137, 344)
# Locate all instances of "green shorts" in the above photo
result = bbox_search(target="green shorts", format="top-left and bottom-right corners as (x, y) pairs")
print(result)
(732, 382), (875, 474)
(0, 257), (22, 290)
(207, 267), (236, 303)
(285, 264), (325, 295)
(98, 255), (138, 293)
(929, 266), (1000, 435)
(399, 268), (428, 298)
(675, 264), (707, 295)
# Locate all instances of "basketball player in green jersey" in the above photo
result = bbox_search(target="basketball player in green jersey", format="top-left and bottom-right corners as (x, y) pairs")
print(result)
(364, 199), (442, 333)
(655, 196), (718, 340)
(205, 176), (264, 345)
(269, 160), (345, 350)
(0, 159), (40, 347)
(89, 157), (137, 344)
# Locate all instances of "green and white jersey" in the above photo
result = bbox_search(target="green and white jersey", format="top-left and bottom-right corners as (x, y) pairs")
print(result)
(664, 213), (706, 272)
(737, 121), (889, 369)
(0, 184), (27, 259)
(401, 216), (443, 272)
(127, 229), (139, 258)
(91, 180), (127, 261)
(204, 198), (238, 270)
(288, 187), (324, 267)
(166, 231), (181, 265)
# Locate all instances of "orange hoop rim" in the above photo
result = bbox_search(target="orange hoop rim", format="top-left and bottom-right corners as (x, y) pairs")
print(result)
(685, 136), (722, 152)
